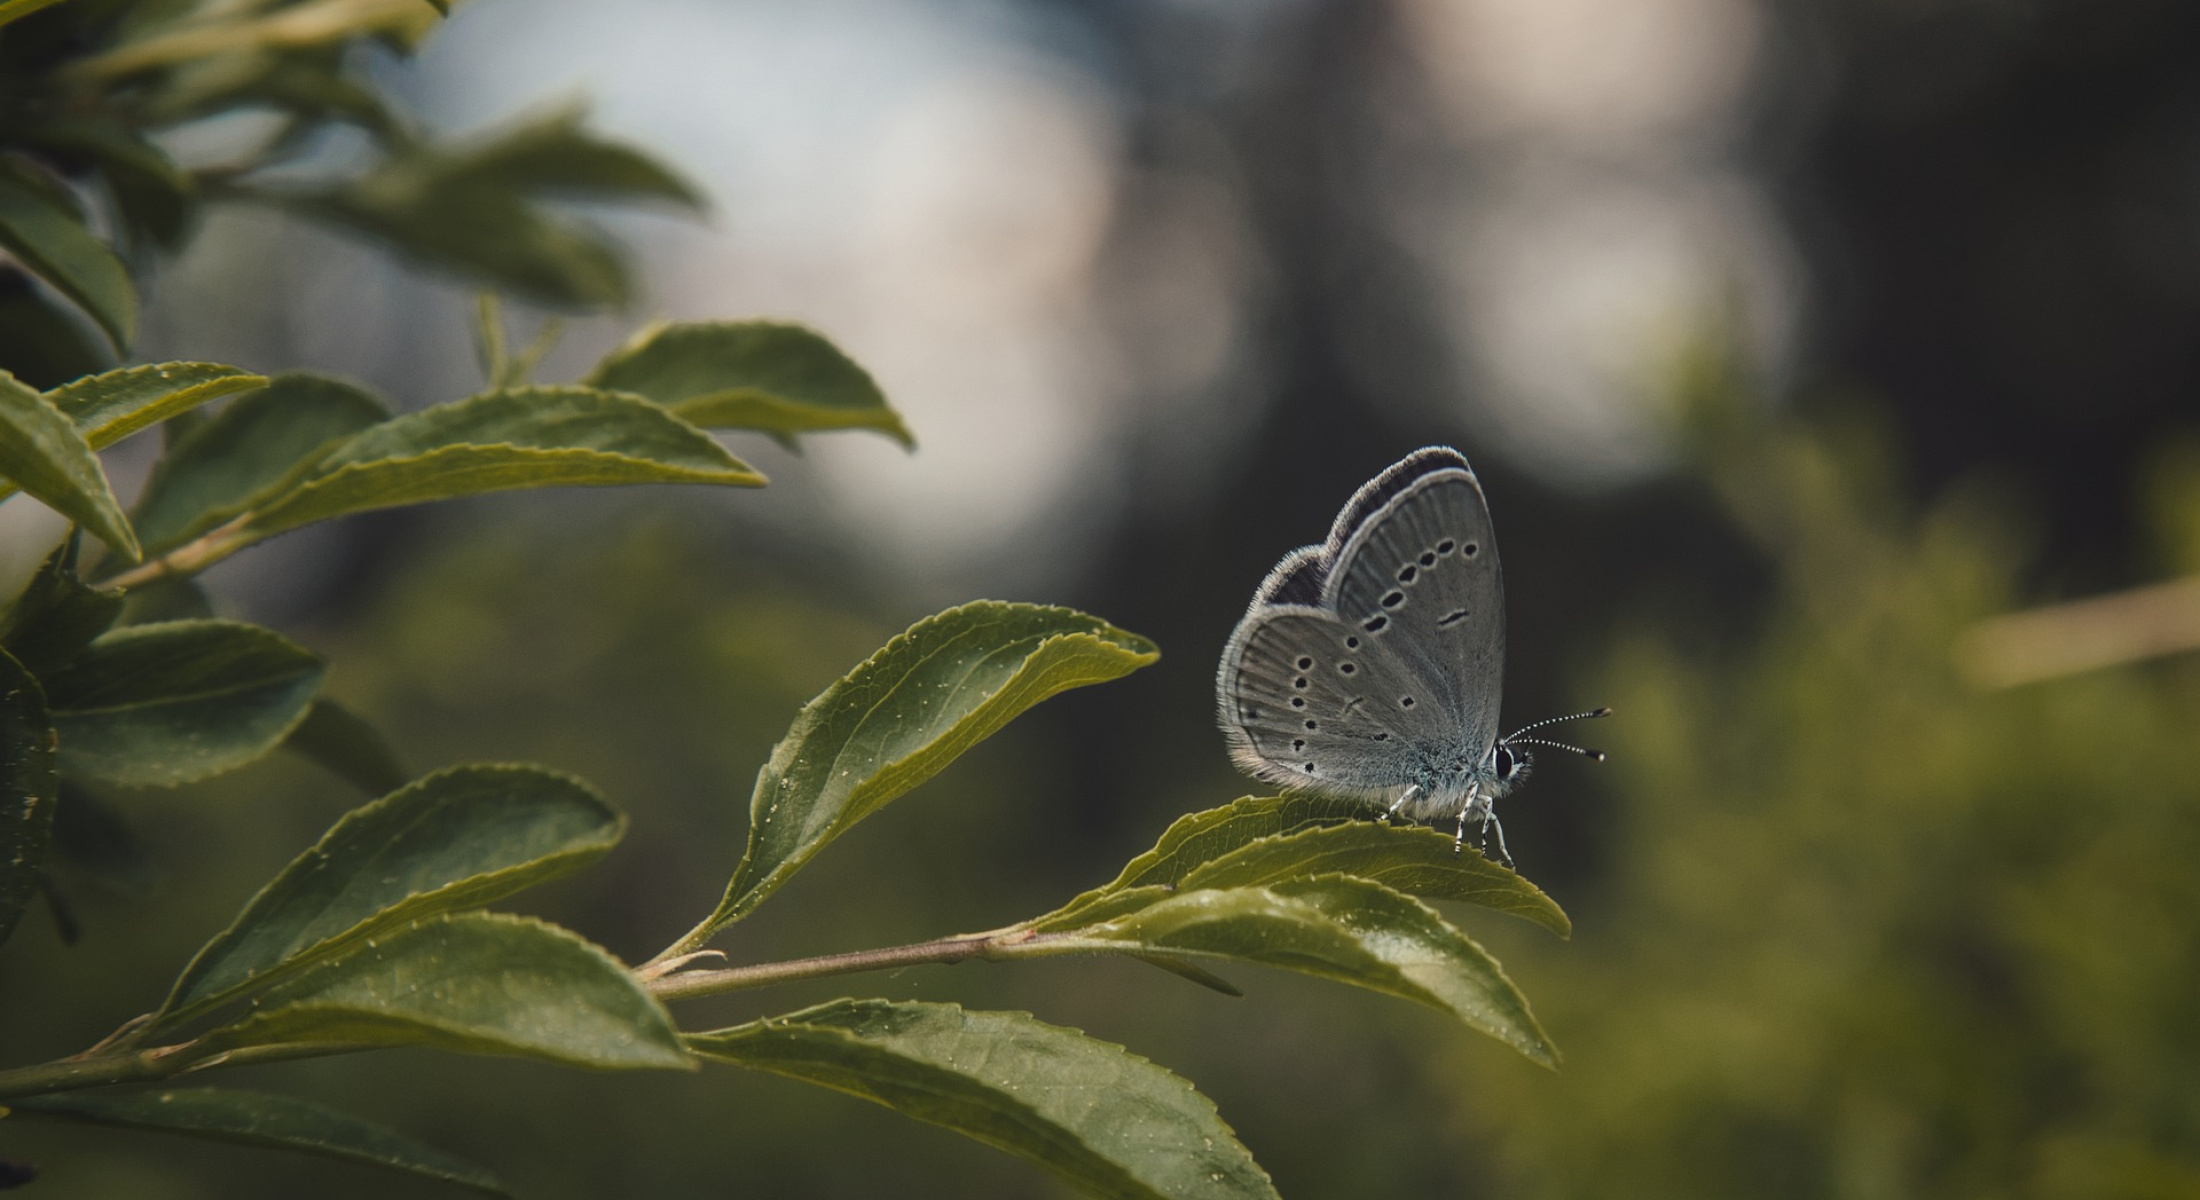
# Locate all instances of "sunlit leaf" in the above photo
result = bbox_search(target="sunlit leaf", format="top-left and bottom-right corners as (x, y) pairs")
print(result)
(689, 1000), (1278, 1200)
(682, 603), (1158, 947)
(132, 373), (389, 553)
(6, 1087), (508, 1196)
(237, 386), (766, 542)
(197, 912), (690, 1071)
(1066, 876), (1558, 1067)
(156, 764), (623, 1029)
(73, 0), (440, 80)
(1037, 807), (1571, 938)
(43, 362), (271, 454)
(587, 321), (912, 448)
(0, 648), (57, 948)
(0, 371), (139, 559)
(43, 620), (323, 786)
(0, 532), (123, 678)
(282, 698), (406, 794)
(0, 159), (135, 348)
(1036, 793), (1365, 929)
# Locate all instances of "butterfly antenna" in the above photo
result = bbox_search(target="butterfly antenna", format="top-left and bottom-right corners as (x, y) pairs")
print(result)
(1503, 707), (1611, 740)
(1505, 736), (1606, 762)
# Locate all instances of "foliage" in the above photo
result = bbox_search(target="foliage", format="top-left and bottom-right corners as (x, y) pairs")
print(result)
(0, 3), (1573, 1196)
(1434, 351), (2200, 1199)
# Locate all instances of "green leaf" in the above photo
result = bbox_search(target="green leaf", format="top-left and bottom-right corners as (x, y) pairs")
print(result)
(0, 0), (78, 32)
(0, 532), (124, 678)
(23, 119), (197, 252)
(156, 764), (623, 1029)
(688, 1000), (1278, 1200)
(688, 602), (1159, 945)
(0, 648), (57, 949)
(237, 386), (766, 543)
(51, 782), (154, 893)
(0, 370), (140, 559)
(43, 619), (324, 786)
(1065, 876), (1558, 1068)
(0, 277), (110, 390)
(1037, 794), (1367, 927)
(282, 698), (407, 795)
(0, 159), (135, 349)
(454, 104), (702, 207)
(131, 373), (389, 553)
(1037, 805), (1571, 939)
(118, 577), (214, 625)
(586, 322), (912, 448)
(45, 362), (270, 453)
(6, 1087), (509, 1196)
(281, 108), (701, 309)
(196, 912), (690, 1071)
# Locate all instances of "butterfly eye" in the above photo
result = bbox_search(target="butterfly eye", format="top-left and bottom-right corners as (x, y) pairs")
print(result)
(1494, 746), (1517, 779)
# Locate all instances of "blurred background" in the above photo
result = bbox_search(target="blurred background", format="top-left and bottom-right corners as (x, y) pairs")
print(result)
(5, 0), (2200, 1196)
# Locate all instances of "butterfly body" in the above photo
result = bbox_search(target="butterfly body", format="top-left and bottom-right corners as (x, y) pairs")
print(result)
(1217, 447), (1535, 846)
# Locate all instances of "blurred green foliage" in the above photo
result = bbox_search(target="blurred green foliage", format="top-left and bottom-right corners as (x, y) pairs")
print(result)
(1441, 355), (2200, 1199)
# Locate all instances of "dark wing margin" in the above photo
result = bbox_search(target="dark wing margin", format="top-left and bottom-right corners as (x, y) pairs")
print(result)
(1323, 447), (1474, 557)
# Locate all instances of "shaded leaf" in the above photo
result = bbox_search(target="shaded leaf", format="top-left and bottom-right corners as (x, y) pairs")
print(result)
(0, 532), (123, 677)
(43, 620), (323, 786)
(197, 912), (690, 1071)
(6, 1087), (508, 1196)
(238, 386), (765, 542)
(43, 361), (269, 454)
(157, 764), (622, 1029)
(1067, 876), (1557, 1067)
(454, 104), (702, 206)
(51, 781), (154, 893)
(282, 698), (406, 794)
(0, 159), (134, 348)
(132, 373), (389, 553)
(1037, 806), (1571, 938)
(0, 0), (76, 31)
(0, 273), (109, 389)
(118, 577), (214, 625)
(689, 1000), (1278, 1200)
(587, 322), (911, 448)
(0, 370), (139, 559)
(279, 108), (700, 309)
(687, 603), (1158, 945)
(24, 118), (197, 252)
(0, 648), (57, 948)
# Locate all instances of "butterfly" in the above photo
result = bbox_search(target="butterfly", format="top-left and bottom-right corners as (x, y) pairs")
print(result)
(1214, 446), (1605, 865)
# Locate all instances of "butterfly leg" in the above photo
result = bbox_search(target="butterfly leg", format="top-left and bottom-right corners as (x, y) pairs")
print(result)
(1480, 811), (1514, 869)
(1387, 785), (1423, 822)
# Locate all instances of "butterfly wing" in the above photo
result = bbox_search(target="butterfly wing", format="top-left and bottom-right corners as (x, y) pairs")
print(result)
(1217, 606), (1459, 798)
(1319, 449), (1505, 761)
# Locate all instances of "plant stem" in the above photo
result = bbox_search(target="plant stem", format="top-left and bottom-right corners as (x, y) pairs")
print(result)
(0, 1044), (192, 1100)
(101, 515), (254, 589)
(644, 927), (1080, 1002)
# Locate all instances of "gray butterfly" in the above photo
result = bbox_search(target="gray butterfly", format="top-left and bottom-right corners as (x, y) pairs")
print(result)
(1215, 446), (1605, 864)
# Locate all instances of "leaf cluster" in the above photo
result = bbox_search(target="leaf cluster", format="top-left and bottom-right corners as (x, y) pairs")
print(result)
(0, 0), (704, 388)
(0, 5), (1575, 1196)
